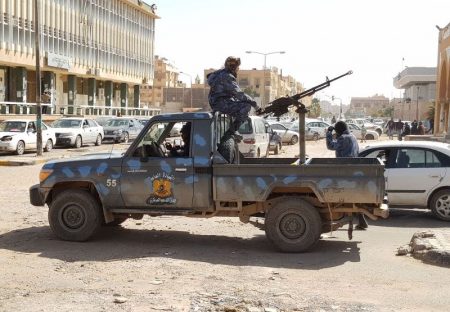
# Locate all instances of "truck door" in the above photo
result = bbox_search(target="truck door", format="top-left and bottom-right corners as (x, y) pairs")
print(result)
(120, 120), (194, 209)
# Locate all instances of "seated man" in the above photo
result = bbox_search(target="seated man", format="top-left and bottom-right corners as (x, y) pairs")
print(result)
(165, 123), (191, 157)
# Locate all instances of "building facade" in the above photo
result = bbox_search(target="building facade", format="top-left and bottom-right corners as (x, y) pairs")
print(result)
(0, 0), (159, 117)
(435, 22), (450, 134)
(393, 67), (436, 122)
(349, 95), (390, 118)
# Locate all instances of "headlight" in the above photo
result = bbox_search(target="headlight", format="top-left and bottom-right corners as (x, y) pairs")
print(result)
(0, 136), (13, 142)
(39, 169), (54, 182)
(60, 132), (75, 137)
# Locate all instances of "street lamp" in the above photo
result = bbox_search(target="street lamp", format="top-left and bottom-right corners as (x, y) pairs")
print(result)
(416, 85), (420, 121)
(245, 50), (285, 107)
(179, 72), (193, 109)
(332, 96), (343, 119)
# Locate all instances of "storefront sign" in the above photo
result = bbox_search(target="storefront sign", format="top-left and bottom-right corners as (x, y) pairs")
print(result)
(47, 52), (71, 70)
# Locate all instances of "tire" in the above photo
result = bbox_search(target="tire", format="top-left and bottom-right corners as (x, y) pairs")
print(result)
(313, 133), (319, 141)
(274, 143), (280, 155)
(217, 133), (237, 164)
(122, 132), (129, 143)
(430, 189), (450, 221)
(74, 135), (82, 148)
(44, 139), (53, 152)
(15, 140), (25, 155)
(48, 189), (102, 241)
(95, 134), (102, 146)
(290, 135), (298, 145)
(265, 197), (322, 252)
(365, 134), (375, 140)
(376, 129), (382, 136)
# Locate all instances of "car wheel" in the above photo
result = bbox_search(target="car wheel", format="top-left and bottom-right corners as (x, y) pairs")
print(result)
(274, 143), (280, 155)
(95, 134), (102, 146)
(313, 133), (319, 141)
(15, 140), (25, 155)
(48, 189), (102, 241)
(44, 139), (53, 152)
(430, 189), (450, 221)
(265, 197), (322, 252)
(122, 132), (129, 143)
(376, 129), (382, 136)
(290, 135), (298, 145)
(74, 135), (82, 148)
(365, 134), (375, 140)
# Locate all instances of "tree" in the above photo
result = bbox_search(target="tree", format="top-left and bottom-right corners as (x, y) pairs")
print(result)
(308, 98), (321, 118)
(427, 101), (435, 120)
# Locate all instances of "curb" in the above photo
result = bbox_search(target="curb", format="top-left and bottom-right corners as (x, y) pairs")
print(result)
(0, 157), (58, 167)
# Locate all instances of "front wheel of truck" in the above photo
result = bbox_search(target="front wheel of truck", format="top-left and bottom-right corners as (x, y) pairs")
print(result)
(48, 190), (102, 241)
(265, 197), (322, 252)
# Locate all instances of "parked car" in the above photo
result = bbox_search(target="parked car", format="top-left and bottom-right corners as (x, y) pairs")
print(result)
(348, 118), (383, 136)
(0, 119), (56, 155)
(103, 117), (143, 143)
(306, 119), (331, 138)
(347, 123), (379, 140)
(288, 123), (321, 141)
(237, 116), (270, 158)
(94, 116), (114, 127)
(359, 141), (450, 221)
(268, 121), (301, 144)
(52, 117), (104, 148)
(266, 124), (282, 155)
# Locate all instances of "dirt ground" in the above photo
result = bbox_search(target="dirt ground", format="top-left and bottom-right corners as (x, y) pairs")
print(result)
(1, 139), (450, 312)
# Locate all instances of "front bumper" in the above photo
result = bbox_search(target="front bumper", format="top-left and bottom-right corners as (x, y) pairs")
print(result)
(55, 136), (75, 146)
(104, 134), (123, 141)
(29, 184), (45, 206)
(0, 142), (15, 152)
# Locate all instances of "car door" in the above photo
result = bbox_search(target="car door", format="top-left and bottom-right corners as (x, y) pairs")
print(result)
(348, 124), (361, 139)
(271, 123), (289, 143)
(254, 118), (269, 156)
(386, 148), (446, 206)
(87, 119), (100, 141)
(120, 120), (194, 209)
(81, 119), (93, 143)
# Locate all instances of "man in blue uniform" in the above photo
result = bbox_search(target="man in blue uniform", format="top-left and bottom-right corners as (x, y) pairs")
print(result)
(207, 56), (262, 139)
(326, 121), (367, 230)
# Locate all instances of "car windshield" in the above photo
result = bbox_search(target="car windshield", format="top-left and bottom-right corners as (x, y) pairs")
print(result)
(0, 121), (27, 132)
(238, 118), (253, 134)
(106, 119), (129, 127)
(52, 119), (82, 128)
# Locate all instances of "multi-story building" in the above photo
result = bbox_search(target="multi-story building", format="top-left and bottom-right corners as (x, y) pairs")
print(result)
(435, 22), (450, 134)
(0, 0), (159, 117)
(349, 95), (390, 118)
(141, 55), (179, 108)
(393, 67), (436, 121)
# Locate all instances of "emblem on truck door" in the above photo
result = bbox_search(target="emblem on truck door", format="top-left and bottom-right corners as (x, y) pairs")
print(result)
(147, 173), (177, 205)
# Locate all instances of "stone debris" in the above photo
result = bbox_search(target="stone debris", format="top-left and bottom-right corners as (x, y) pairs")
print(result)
(397, 230), (450, 267)
(113, 296), (128, 304)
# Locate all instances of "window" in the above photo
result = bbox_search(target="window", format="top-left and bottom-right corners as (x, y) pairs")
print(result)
(363, 149), (391, 165)
(254, 119), (266, 134)
(393, 148), (442, 169)
(271, 124), (285, 131)
(87, 120), (97, 127)
(238, 118), (253, 134)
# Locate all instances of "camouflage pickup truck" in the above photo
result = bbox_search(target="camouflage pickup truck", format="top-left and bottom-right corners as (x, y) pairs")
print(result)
(30, 112), (388, 252)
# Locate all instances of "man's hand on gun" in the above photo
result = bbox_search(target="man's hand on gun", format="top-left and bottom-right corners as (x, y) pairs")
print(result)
(255, 106), (264, 116)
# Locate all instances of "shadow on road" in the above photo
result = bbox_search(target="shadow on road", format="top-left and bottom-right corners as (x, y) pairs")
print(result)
(369, 208), (449, 228)
(0, 225), (360, 269)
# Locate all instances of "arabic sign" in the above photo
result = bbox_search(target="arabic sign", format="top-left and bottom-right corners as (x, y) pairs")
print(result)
(47, 52), (72, 70)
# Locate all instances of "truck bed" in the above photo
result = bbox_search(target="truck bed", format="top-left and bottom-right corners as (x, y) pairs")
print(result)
(213, 158), (385, 204)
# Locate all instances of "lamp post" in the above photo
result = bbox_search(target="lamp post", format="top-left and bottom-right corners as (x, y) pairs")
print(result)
(332, 96), (343, 119)
(180, 72), (193, 109)
(34, 0), (43, 156)
(245, 50), (285, 107)
(416, 85), (420, 121)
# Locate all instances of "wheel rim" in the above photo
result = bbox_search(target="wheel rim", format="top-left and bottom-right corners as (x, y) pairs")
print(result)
(435, 194), (450, 218)
(279, 213), (306, 239)
(17, 142), (24, 154)
(292, 136), (298, 144)
(76, 136), (81, 148)
(124, 133), (129, 143)
(46, 140), (53, 151)
(61, 204), (86, 229)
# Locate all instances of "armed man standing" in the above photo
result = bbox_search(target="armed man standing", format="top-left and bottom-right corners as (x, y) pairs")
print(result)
(207, 56), (262, 140)
(326, 121), (368, 230)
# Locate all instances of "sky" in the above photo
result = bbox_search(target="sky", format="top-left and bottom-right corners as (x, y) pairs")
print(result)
(148, 0), (450, 105)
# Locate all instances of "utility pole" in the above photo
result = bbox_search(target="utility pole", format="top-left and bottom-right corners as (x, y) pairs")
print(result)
(34, 0), (43, 156)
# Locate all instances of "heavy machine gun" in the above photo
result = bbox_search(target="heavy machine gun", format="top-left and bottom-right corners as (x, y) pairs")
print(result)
(261, 70), (353, 163)
(261, 70), (353, 117)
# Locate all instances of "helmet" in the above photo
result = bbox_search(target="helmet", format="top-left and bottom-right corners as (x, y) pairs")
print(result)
(334, 121), (348, 136)
(224, 56), (241, 75)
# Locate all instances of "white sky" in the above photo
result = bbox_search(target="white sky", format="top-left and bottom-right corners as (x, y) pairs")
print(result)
(149, 0), (450, 105)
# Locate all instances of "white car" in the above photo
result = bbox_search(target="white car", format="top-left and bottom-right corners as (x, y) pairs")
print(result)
(359, 141), (450, 221)
(237, 116), (270, 158)
(348, 118), (383, 136)
(52, 117), (104, 148)
(268, 121), (301, 144)
(0, 119), (56, 155)
(306, 119), (330, 138)
(347, 123), (379, 140)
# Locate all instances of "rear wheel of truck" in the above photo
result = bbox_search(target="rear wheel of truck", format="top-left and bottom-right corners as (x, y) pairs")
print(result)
(48, 190), (102, 241)
(265, 197), (322, 252)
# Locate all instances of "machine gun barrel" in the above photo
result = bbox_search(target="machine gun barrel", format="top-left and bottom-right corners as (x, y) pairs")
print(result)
(261, 70), (353, 117)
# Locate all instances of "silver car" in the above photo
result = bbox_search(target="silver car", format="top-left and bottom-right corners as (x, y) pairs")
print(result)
(268, 122), (301, 144)
(103, 118), (143, 143)
(52, 117), (104, 148)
